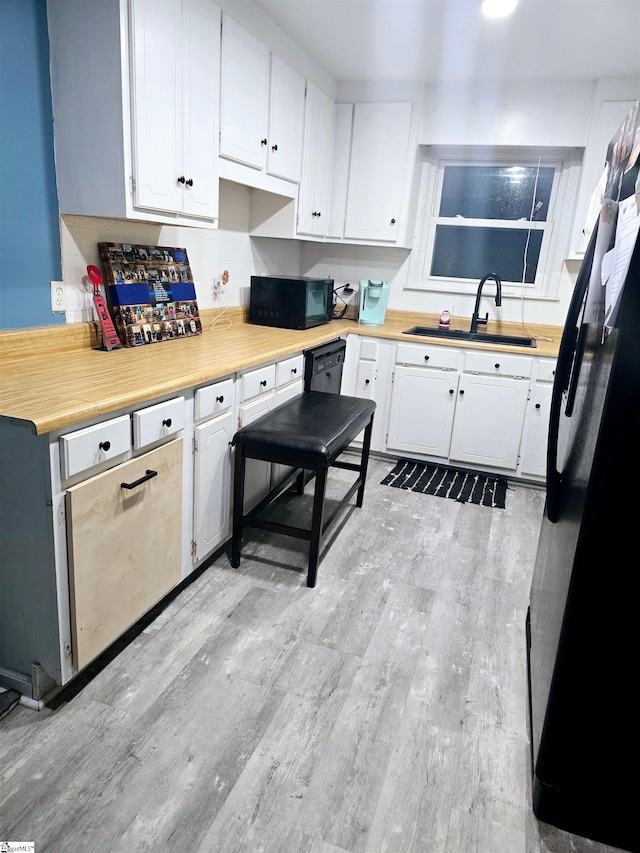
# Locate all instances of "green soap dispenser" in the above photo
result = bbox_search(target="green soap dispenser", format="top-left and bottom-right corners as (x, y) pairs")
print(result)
(358, 279), (390, 325)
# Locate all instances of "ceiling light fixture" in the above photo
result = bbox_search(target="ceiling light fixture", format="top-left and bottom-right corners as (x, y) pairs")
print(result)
(481, 0), (518, 18)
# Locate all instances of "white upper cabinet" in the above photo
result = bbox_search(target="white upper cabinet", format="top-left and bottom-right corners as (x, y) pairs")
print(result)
(297, 82), (335, 237)
(131, 0), (220, 219)
(220, 15), (305, 182)
(220, 14), (270, 170)
(344, 102), (412, 242)
(48, 0), (220, 227)
(267, 54), (306, 182)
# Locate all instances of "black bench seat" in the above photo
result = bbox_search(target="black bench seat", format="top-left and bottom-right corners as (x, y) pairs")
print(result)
(231, 391), (376, 587)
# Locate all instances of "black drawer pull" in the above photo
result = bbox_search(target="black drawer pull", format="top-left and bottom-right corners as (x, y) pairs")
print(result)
(424, 355), (430, 361)
(260, 380), (267, 387)
(495, 363), (500, 369)
(121, 469), (158, 490)
(99, 440), (111, 451)
(162, 418), (172, 428)
(449, 389), (454, 395)
(459, 389), (465, 395)
(292, 367), (297, 374)
(535, 403), (541, 409)
(261, 138), (268, 146)
(365, 379), (370, 385)
(216, 395), (224, 403)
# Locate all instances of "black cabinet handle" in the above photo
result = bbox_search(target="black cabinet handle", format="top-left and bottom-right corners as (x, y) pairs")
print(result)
(272, 144), (278, 151)
(260, 380), (267, 387)
(365, 379), (370, 385)
(261, 138), (268, 146)
(121, 469), (157, 490)
(162, 418), (172, 428)
(424, 355), (430, 361)
(535, 403), (541, 409)
(99, 440), (111, 451)
(459, 389), (465, 395)
(216, 395), (224, 403)
(186, 178), (193, 187)
(390, 218), (396, 224)
(449, 389), (454, 395)
(495, 363), (500, 369)
(291, 367), (297, 374)
(177, 175), (185, 184)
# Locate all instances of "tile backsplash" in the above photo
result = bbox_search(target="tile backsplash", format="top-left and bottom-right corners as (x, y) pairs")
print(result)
(59, 181), (302, 323)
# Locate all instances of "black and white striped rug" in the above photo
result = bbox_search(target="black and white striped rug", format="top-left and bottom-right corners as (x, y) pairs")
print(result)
(381, 459), (508, 508)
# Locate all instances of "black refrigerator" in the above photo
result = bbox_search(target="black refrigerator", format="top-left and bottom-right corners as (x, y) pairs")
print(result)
(527, 100), (640, 852)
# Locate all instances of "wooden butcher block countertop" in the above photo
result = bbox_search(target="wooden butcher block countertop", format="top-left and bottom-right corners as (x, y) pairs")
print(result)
(0, 307), (562, 435)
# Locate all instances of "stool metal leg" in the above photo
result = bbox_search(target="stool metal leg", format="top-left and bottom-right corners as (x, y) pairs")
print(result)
(307, 466), (327, 588)
(231, 444), (246, 568)
(356, 413), (374, 507)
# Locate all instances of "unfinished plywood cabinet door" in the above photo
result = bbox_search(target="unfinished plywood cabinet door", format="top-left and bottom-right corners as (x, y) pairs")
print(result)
(66, 439), (183, 671)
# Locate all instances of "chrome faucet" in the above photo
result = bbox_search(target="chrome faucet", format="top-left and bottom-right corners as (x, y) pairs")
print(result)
(470, 273), (502, 334)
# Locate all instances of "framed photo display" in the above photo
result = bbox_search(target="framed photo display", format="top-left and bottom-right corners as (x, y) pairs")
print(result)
(98, 242), (202, 347)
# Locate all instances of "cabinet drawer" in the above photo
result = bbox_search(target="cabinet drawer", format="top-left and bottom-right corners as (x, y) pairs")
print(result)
(276, 354), (303, 387)
(195, 378), (234, 421)
(61, 415), (131, 480)
(396, 343), (461, 371)
(536, 359), (557, 384)
(133, 397), (185, 450)
(463, 350), (533, 379)
(240, 364), (276, 402)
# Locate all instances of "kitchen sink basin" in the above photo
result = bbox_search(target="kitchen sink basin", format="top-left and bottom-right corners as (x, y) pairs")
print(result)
(402, 326), (537, 348)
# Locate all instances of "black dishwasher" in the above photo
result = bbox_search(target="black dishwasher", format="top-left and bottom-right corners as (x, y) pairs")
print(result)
(304, 339), (346, 393)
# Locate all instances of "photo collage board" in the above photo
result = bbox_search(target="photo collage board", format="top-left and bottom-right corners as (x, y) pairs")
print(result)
(98, 242), (202, 347)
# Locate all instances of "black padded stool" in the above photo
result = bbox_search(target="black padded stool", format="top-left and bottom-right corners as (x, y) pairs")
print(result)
(231, 391), (376, 587)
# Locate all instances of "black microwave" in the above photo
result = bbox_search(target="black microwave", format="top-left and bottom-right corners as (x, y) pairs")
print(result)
(249, 275), (334, 330)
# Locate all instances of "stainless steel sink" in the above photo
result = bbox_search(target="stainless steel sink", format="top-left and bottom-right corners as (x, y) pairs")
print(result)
(402, 326), (536, 348)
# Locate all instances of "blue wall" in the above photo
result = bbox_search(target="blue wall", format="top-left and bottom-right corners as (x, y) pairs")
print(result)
(0, 0), (62, 330)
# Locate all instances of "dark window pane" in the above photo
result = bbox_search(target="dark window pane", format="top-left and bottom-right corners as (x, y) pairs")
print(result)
(439, 165), (554, 221)
(430, 225), (543, 283)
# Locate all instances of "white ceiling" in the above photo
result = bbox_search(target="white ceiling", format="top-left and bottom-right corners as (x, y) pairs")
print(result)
(251, 0), (640, 85)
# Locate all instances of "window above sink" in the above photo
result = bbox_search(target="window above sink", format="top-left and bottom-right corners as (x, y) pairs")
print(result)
(407, 145), (583, 301)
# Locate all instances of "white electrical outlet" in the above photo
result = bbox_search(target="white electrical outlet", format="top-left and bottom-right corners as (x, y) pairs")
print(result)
(51, 281), (66, 312)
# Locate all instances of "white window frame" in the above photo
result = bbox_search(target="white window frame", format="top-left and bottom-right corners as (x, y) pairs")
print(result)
(408, 146), (583, 300)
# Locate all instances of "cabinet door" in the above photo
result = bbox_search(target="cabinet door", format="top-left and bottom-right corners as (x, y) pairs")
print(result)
(193, 411), (234, 562)
(388, 365), (457, 458)
(450, 374), (529, 470)
(238, 393), (275, 511)
(272, 378), (304, 487)
(344, 102), (411, 242)
(298, 82), (335, 236)
(181, 0), (220, 218)
(520, 383), (553, 478)
(267, 55), (305, 182)
(220, 14), (269, 169)
(130, 0), (184, 213)
(66, 438), (183, 671)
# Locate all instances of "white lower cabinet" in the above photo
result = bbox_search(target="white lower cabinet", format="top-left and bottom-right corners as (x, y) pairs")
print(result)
(388, 365), (459, 458)
(193, 377), (235, 563)
(344, 336), (396, 451)
(388, 343), (462, 458)
(388, 343), (538, 474)
(450, 351), (532, 471)
(449, 373), (530, 470)
(519, 358), (557, 478)
(237, 353), (304, 511)
(65, 438), (183, 671)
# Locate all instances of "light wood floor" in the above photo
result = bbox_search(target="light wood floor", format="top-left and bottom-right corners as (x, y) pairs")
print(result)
(0, 457), (627, 853)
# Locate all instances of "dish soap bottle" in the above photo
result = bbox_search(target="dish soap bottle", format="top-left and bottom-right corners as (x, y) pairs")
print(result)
(438, 309), (451, 330)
